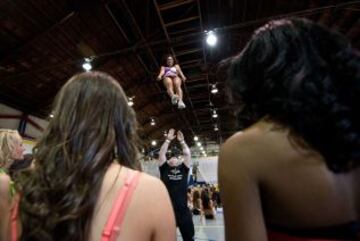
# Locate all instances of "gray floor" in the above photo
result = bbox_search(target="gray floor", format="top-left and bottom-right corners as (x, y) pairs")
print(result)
(177, 209), (225, 241)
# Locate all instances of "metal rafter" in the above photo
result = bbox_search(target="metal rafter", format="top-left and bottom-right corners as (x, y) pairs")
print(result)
(153, 0), (202, 139)
(197, 0), (221, 144)
(159, 0), (197, 11)
(105, 1), (184, 143)
(165, 16), (200, 27)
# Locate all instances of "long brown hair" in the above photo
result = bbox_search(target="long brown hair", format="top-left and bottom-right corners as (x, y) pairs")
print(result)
(16, 71), (140, 241)
(192, 189), (201, 209)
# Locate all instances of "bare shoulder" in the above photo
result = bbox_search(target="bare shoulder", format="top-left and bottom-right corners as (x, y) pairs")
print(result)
(136, 172), (168, 199)
(220, 125), (268, 166)
(133, 173), (175, 240)
(132, 172), (175, 230)
(138, 172), (164, 187)
(220, 121), (300, 176)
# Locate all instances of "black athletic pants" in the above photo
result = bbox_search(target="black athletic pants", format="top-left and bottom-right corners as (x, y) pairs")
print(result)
(175, 208), (194, 241)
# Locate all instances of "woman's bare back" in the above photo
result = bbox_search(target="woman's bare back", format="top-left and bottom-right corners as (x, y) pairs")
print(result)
(219, 120), (360, 240)
(90, 164), (176, 241)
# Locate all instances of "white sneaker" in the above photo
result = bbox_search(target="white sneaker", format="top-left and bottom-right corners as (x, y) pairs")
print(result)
(178, 100), (186, 109)
(171, 95), (179, 105)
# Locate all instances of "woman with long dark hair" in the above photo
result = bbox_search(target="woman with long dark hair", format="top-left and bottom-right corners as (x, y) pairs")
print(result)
(157, 54), (187, 109)
(219, 18), (360, 241)
(192, 189), (202, 216)
(201, 189), (216, 220)
(0, 72), (176, 241)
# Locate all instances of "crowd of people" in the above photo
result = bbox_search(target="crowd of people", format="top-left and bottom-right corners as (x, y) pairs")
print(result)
(187, 185), (221, 221)
(0, 17), (359, 241)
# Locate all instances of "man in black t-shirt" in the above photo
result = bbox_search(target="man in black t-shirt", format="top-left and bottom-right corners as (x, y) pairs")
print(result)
(159, 129), (194, 241)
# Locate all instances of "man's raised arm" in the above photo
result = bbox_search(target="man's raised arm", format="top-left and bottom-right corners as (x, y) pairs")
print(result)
(159, 128), (176, 166)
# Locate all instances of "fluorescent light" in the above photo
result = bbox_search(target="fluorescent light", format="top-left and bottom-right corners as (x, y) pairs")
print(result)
(128, 97), (134, 106)
(194, 136), (199, 141)
(206, 31), (217, 47)
(197, 142), (202, 147)
(82, 58), (93, 71)
(212, 110), (218, 118)
(211, 84), (218, 94)
(82, 62), (92, 71)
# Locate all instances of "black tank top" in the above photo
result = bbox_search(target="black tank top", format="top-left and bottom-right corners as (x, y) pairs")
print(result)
(159, 163), (189, 211)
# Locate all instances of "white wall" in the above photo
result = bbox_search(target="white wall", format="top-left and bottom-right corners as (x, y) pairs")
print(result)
(141, 159), (160, 178)
(0, 104), (21, 130)
(25, 116), (48, 139)
(193, 156), (218, 184)
(0, 103), (48, 140)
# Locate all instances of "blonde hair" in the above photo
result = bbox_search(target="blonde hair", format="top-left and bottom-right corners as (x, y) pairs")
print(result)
(0, 129), (22, 168)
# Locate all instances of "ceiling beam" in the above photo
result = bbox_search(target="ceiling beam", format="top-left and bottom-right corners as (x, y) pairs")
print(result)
(159, 0), (196, 11)
(165, 16), (200, 27)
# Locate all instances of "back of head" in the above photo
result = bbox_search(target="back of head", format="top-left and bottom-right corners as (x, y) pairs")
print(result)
(17, 71), (140, 241)
(0, 129), (21, 168)
(193, 189), (200, 201)
(227, 18), (360, 172)
(201, 189), (211, 209)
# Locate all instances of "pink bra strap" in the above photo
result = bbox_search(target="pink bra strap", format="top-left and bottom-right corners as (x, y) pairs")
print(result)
(101, 169), (141, 241)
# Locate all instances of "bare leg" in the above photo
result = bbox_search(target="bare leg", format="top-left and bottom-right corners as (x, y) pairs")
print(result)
(163, 77), (178, 105)
(173, 77), (183, 100)
(163, 77), (175, 98)
(174, 77), (185, 109)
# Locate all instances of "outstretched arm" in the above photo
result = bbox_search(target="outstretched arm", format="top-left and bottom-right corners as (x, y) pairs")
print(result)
(159, 129), (176, 166)
(157, 66), (165, 81)
(175, 64), (186, 82)
(177, 130), (191, 168)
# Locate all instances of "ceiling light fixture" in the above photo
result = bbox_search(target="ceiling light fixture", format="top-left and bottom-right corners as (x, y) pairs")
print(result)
(150, 117), (156, 126)
(128, 96), (134, 107)
(206, 30), (218, 47)
(212, 110), (218, 118)
(82, 58), (92, 71)
(211, 84), (218, 94)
